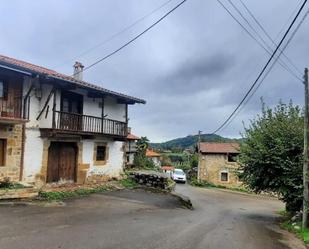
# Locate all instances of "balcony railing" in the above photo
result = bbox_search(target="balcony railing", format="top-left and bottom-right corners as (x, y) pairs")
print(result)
(53, 110), (127, 137)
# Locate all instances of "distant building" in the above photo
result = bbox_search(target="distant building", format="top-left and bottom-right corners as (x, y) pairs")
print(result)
(161, 165), (175, 177)
(125, 129), (140, 166)
(198, 142), (242, 188)
(146, 149), (161, 167)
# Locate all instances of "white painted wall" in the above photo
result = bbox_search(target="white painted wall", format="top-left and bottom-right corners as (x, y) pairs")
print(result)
(83, 139), (124, 178)
(104, 97), (126, 122)
(23, 128), (44, 182)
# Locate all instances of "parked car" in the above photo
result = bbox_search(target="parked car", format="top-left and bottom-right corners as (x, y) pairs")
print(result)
(171, 169), (187, 183)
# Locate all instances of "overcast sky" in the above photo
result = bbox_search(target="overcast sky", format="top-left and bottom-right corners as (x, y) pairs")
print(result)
(1, 0), (308, 142)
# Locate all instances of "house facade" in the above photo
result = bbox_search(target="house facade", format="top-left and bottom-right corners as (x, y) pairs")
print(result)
(198, 142), (242, 188)
(146, 149), (161, 167)
(0, 55), (145, 185)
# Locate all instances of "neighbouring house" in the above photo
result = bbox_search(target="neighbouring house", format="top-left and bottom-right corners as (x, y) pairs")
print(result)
(198, 142), (242, 188)
(161, 165), (175, 177)
(125, 128), (140, 166)
(0, 54), (145, 185)
(146, 149), (161, 167)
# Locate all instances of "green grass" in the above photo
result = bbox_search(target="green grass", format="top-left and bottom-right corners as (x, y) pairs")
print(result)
(39, 185), (109, 201)
(119, 178), (139, 188)
(0, 182), (27, 190)
(279, 210), (309, 245)
(189, 179), (249, 193)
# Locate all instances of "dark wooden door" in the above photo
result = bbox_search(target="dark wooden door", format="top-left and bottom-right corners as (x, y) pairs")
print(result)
(47, 142), (77, 183)
(0, 139), (5, 166)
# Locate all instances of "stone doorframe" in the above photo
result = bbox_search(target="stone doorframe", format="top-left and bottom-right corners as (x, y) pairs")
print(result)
(36, 139), (89, 185)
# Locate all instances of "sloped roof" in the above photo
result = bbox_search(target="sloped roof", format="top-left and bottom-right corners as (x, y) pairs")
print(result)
(0, 54), (146, 104)
(199, 142), (240, 154)
(127, 133), (140, 140)
(161, 166), (175, 171)
(146, 149), (161, 157)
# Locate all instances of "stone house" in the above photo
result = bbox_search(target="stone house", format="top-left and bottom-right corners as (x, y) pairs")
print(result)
(146, 149), (161, 167)
(0, 54), (145, 185)
(198, 142), (242, 188)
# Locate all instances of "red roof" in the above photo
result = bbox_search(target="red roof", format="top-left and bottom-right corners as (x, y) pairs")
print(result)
(0, 54), (145, 104)
(127, 133), (140, 140)
(146, 149), (161, 157)
(199, 142), (240, 154)
(161, 166), (175, 171)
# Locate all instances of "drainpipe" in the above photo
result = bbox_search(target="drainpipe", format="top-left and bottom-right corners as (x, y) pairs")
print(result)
(19, 124), (26, 181)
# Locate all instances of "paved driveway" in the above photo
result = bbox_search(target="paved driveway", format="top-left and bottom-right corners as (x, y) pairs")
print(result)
(0, 184), (305, 249)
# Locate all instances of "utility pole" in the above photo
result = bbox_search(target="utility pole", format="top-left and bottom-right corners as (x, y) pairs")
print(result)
(197, 130), (202, 182)
(303, 67), (309, 229)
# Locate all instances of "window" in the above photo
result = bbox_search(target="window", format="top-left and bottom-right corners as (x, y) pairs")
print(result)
(0, 80), (7, 99)
(221, 172), (228, 182)
(227, 153), (237, 162)
(96, 145), (106, 161)
(0, 139), (6, 166)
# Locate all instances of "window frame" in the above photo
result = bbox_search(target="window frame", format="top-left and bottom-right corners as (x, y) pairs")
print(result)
(0, 139), (7, 167)
(220, 171), (229, 182)
(0, 79), (8, 100)
(93, 143), (109, 166)
(96, 145), (107, 161)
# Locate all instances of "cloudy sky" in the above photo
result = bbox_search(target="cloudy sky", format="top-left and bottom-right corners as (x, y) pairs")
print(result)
(1, 0), (308, 142)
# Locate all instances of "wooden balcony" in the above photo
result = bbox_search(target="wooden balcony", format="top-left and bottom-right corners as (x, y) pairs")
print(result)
(0, 97), (27, 124)
(42, 110), (127, 139)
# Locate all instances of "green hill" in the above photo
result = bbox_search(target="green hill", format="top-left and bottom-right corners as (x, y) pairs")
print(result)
(150, 134), (238, 150)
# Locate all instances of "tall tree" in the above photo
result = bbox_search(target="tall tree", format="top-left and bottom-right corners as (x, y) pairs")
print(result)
(239, 101), (303, 212)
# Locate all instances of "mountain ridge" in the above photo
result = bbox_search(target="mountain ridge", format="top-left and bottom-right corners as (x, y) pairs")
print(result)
(150, 134), (239, 150)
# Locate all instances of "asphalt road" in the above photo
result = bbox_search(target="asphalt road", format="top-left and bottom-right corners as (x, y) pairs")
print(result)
(0, 184), (305, 249)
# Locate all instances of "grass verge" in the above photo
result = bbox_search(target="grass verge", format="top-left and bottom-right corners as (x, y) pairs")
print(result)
(119, 178), (139, 188)
(279, 210), (309, 246)
(189, 179), (248, 193)
(39, 185), (109, 201)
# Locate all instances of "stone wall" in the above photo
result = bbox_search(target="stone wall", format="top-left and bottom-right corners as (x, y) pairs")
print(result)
(199, 154), (242, 188)
(0, 124), (23, 182)
(129, 171), (171, 190)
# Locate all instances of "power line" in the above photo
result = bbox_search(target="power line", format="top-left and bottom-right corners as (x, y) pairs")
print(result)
(211, 0), (308, 135)
(217, 0), (302, 82)
(55, 0), (174, 69)
(73, 0), (188, 77)
(238, 0), (302, 75)
(222, 7), (309, 132)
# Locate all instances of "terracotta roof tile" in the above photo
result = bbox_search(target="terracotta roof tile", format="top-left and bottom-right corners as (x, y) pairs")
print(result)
(127, 133), (140, 140)
(199, 142), (240, 154)
(0, 54), (146, 104)
(146, 149), (161, 157)
(161, 166), (175, 171)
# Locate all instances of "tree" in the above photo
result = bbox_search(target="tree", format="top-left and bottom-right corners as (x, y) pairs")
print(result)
(239, 101), (303, 212)
(133, 136), (155, 169)
(136, 136), (150, 154)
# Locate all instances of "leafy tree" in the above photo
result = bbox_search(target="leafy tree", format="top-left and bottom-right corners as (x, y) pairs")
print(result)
(133, 136), (155, 169)
(239, 101), (303, 212)
(136, 136), (149, 154)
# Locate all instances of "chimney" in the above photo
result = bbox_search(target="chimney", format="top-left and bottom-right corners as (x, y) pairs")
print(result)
(73, 61), (84, 81)
(127, 127), (132, 134)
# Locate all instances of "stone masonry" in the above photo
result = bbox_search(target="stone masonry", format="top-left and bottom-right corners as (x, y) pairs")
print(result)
(199, 154), (242, 188)
(0, 124), (23, 182)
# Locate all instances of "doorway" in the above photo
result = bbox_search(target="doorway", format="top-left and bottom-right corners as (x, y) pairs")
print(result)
(47, 142), (77, 183)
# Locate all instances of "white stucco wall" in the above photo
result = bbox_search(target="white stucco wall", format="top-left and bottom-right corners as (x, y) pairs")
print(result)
(23, 128), (44, 182)
(83, 139), (124, 178)
(104, 97), (126, 122)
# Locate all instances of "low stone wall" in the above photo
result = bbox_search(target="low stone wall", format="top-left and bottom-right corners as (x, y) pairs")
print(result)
(0, 188), (38, 200)
(129, 171), (172, 190)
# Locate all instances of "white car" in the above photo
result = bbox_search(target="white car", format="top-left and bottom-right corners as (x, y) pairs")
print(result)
(171, 169), (187, 183)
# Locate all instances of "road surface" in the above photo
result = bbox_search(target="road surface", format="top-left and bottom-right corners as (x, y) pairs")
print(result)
(0, 184), (305, 249)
